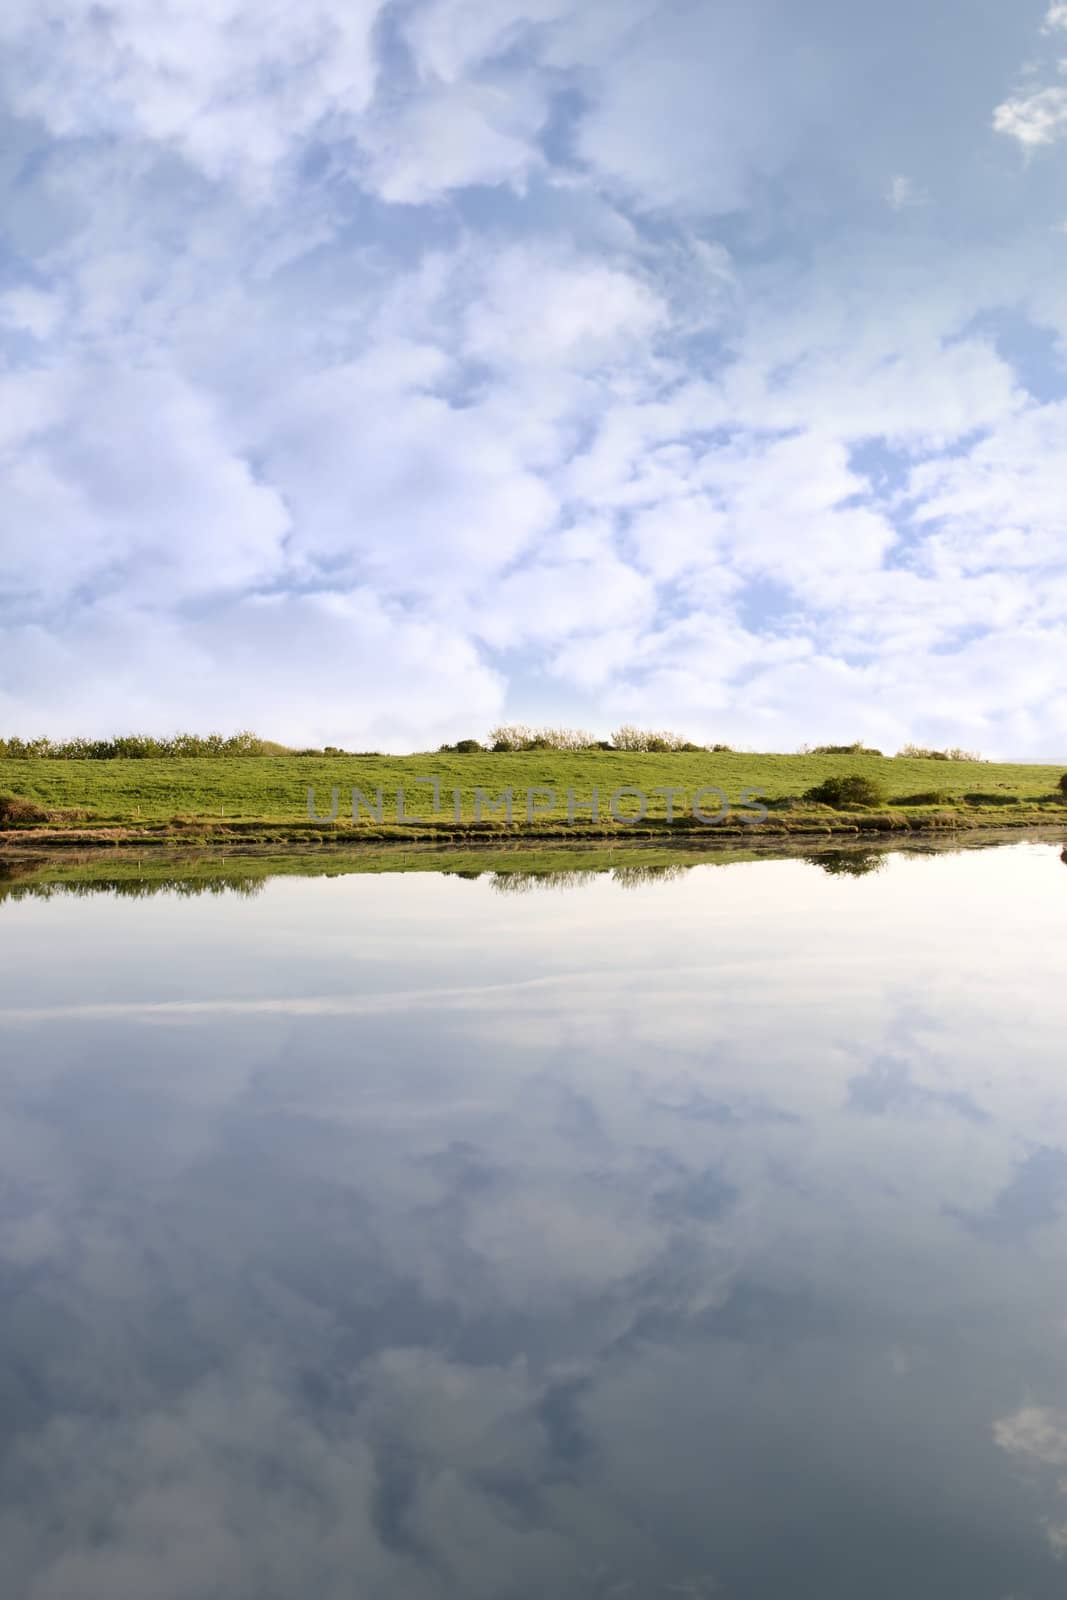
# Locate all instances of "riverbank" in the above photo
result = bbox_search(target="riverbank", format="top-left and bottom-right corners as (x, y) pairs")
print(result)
(2, 807), (1067, 853)
(1, 751), (1065, 848)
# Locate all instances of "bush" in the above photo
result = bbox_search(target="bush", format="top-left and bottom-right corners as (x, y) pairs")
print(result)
(610, 726), (692, 753)
(0, 793), (49, 824)
(488, 724), (596, 752)
(897, 790), (955, 806)
(452, 739), (484, 754)
(896, 744), (982, 761)
(803, 774), (888, 809)
(1059, 774), (1067, 800)
(811, 742), (883, 757)
(0, 730), (286, 759)
(489, 724), (529, 751)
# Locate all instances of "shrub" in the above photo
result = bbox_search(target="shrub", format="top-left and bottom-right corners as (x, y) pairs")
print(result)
(0, 793), (49, 824)
(489, 724), (530, 751)
(897, 790), (955, 806)
(452, 739), (484, 754)
(611, 725), (692, 753)
(488, 724), (595, 752)
(0, 730), (286, 759)
(811, 742), (883, 756)
(803, 774), (888, 809)
(896, 744), (982, 761)
(0, 737), (57, 759)
(1059, 774), (1067, 800)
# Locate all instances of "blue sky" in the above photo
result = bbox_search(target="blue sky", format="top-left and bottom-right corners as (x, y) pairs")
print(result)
(1, 0), (1065, 754)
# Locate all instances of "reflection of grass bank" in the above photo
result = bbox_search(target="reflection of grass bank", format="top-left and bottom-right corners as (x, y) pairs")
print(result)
(0, 846), (752, 901)
(2, 830), (1064, 903)
(0, 749), (1065, 850)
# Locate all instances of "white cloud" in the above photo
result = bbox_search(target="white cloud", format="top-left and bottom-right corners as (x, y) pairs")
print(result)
(996, 1407), (1067, 1564)
(994, 83), (1067, 148)
(471, 537), (655, 652)
(403, 0), (577, 84)
(0, 366), (290, 608)
(713, 313), (1024, 448)
(571, 5), (830, 215)
(995, 5), (1067, 149)
(0, 591), (506, 751)
(0, 0), (386, 198)
(626, 497), (730, 583)
(357, 79), (549, 203)
(462, 245), (666, 369)
(257, 343), (559, 597)
(0, 285), (65, 339)
(908, 401), (1067, 575)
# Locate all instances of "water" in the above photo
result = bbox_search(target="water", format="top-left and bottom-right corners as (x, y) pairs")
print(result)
(2, 839), (1067, 1599)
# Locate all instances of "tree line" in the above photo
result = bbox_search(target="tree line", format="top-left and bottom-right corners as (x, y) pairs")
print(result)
(0, 731), (282, 759)
(0, 726), (987, 761)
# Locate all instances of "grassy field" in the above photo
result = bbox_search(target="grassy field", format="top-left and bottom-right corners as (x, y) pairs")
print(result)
(1, 750), (1065, 843)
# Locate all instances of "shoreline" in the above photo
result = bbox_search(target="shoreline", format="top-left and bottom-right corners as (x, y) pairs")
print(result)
(3, 816), (1067, 857)
(4, 752), (1065, 851)
(4, 826), (1064, 902)
(2, 806), (1067, 857)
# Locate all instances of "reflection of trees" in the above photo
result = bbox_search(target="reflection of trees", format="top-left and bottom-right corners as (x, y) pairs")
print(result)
(1061, 847), (1067, 868)
(490, 870), (603, 894)
(806, 850), (888, 878)
(489, 864), (694, 895)
(0, 874), (267, 904)
(612, 864), (692, 889)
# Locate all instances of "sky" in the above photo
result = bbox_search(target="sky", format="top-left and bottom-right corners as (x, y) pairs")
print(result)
(0, 0), (1065, 756)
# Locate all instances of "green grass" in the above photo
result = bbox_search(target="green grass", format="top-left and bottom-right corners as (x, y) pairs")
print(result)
(1, 750), (1065, 841)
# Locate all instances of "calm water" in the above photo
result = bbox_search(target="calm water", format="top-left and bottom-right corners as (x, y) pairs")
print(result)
(2, 841), (1067, 1599)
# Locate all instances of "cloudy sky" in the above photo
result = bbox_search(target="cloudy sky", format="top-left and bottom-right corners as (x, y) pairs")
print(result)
(1, 0), (1065, 754)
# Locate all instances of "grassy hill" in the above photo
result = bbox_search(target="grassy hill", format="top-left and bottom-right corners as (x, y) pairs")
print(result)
(1, 750), (1065, 845)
